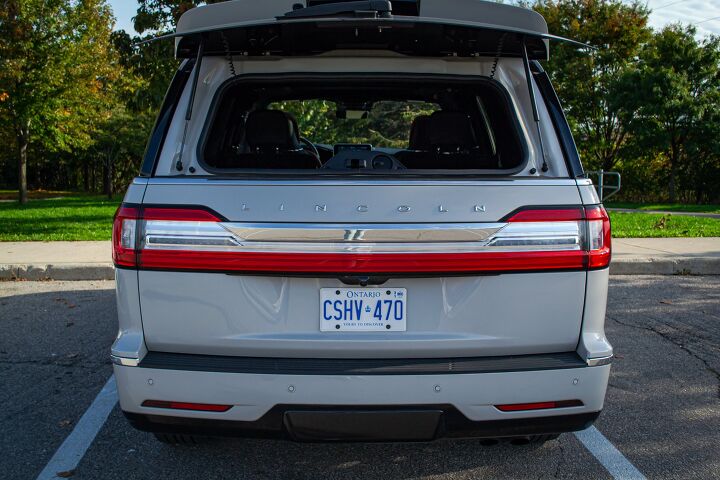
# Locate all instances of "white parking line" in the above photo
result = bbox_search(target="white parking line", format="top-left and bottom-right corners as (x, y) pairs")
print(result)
(575, 426), (647, 480)
(36, 376), (118, 480)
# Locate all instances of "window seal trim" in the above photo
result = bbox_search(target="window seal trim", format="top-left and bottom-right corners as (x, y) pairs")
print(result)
(140, 59), (195, 177)
(529, 61), (584, 178)
(193, 72), (530, 177)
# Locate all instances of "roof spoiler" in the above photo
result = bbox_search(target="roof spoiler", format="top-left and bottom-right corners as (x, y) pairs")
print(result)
(135, 21), (593, 60)
(134, 0), (594, 59)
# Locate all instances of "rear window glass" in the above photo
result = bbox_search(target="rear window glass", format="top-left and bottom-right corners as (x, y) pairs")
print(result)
(200, 77), (526, 173)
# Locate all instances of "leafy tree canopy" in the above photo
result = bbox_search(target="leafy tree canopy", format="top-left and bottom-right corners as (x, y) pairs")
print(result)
(0, 0), (123, 202)
(534, 0), (651, 171)
(134, 0), (226, 33)
(613, 25), (720, 202)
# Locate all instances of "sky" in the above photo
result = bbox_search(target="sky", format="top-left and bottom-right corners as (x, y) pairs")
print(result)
(108, 0), (720, 37)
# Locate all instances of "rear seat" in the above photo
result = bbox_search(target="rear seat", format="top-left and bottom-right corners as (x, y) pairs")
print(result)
(396, 111), (498, 169)
(216, 110), (321, 169)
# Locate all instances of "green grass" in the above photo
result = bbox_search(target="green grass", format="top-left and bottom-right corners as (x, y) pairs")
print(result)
(609, 212), (720, 238)
(0, 195), (121, 241)
(606, 202), (720, 214)
(0, 189), (77, 201)
(1, 194), (719, 241)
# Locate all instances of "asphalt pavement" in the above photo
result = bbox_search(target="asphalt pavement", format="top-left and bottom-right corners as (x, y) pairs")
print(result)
(1, 276), (719, 479)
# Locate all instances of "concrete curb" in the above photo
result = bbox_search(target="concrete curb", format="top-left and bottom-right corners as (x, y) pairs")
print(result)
(609, 257), (720, 275)
(0, 263), (115, 281)
(1, 258), (719, 280)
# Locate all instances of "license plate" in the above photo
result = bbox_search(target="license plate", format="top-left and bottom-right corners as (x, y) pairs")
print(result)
(320, 288), (407, 332)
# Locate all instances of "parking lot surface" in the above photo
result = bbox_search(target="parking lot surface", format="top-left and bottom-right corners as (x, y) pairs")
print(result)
(1, 275), (718, 479)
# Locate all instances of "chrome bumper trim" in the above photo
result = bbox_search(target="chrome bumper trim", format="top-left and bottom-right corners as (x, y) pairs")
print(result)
(111, 355), (141, 367)
(586, 355), (613, 367)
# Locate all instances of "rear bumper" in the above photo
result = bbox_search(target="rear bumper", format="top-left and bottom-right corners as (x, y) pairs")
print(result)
(124, 406), (601, 442)
(114, 359), (610, 441)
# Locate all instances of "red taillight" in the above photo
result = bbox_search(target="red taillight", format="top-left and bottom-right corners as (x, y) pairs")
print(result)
(138, 250), (588, 273)
(585, 205), (612, 269)
(507, 205), (611, 270)
(112, 205), (220, 268)
(142, 208), (221, 222)
(141, 399), (232, 412)
(112, 204), (611, 273)
(506, 208), (584, 222)
(112, 205), (139, 267)
(495, 399), (583, 412)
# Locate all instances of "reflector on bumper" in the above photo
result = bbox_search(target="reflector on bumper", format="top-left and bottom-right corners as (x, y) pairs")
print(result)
(495, 399), (583, 412)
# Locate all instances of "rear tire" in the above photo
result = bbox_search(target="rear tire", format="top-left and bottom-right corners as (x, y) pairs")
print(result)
(153, 432), (202, 445)
(509, 434), (560, 446)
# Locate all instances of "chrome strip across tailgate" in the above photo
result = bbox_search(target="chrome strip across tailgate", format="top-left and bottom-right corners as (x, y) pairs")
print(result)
(224, 223), (506, 243)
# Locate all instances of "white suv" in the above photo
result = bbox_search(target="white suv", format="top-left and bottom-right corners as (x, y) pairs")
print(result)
(111, 0), (613, 444)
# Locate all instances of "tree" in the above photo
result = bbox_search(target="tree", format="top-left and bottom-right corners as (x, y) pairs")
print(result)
(685, 94), (720, 203)
(112, 30), (177, 112)
(89, 106), (155, 197)
(0, 0), (121, 203)
(533, 0), (651, 171)
(614, 26), (720, 203)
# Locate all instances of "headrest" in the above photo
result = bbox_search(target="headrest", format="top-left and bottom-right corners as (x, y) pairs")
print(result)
(408, 115), (431, 150)
(424, 111), (478, 152)
(245, 110), (301, 150)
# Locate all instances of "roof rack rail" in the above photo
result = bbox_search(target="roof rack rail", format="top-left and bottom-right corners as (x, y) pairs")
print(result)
(279, 0), (392, 19)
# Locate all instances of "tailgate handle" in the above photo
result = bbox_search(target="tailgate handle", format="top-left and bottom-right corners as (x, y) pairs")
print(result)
(338, 275), (389, 286)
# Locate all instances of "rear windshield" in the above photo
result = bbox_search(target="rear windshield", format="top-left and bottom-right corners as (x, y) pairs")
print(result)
(200, 77), (526, 174)
(267, 99), (440, 148)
